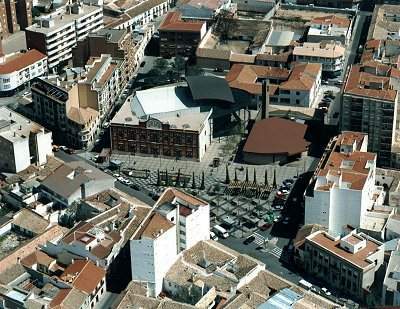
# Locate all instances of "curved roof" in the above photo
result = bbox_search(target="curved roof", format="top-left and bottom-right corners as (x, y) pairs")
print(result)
(186, 76), (235, 104)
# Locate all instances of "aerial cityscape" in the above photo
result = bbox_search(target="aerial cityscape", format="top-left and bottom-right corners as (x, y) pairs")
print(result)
(0, 0), (399, 308)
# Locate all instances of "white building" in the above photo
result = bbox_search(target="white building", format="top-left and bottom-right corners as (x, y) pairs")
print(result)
(156, 188), (210, 252)
(130, 188), (210, 297)
(305, 132), (387, 236)
(383, 241), (400, 306)
(0, 50), (47, 94)
(131, 212), (177, 297)
(293, 41), (345, 76)
(0, 107), (53, 173)
(25, 2), (103, 71)
(307, 15), (352, 45)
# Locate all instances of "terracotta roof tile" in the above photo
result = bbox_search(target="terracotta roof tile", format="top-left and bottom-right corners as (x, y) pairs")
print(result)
(0, 49), (46, 74)
(311, 15), (351, 28)
(159, 11), (204, 32)
(243, 118), (309, 155)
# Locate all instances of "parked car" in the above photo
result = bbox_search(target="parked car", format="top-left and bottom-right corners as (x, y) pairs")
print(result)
(243, 235), (255, 245)
(260, 223), (271, 231)
(210, 231), (218, 241)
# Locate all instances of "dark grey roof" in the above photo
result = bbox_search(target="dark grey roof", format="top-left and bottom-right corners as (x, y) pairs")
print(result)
(186, 76), (235, 104)
(91, 28), (126, 43)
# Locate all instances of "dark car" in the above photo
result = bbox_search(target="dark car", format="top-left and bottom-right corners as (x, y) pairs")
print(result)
(243, 235), (255, 245)
(260, 223), (271, 231)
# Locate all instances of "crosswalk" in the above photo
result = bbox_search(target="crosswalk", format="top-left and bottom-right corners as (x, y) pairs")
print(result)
(252, 232), (265, 246)
(250, 232), (283, 258)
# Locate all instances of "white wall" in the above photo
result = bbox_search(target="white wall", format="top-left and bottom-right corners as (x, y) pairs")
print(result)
(34, 130), (53, 166)
(181, 204), (210, 251)
(198, 111), (212, 161)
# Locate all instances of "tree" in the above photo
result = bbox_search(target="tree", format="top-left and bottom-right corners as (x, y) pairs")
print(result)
(272, 169), (277, 189)
(234, 169), (238, 182)
(165, 169), (169, 186)
(225, 165), (230, 184)
(173, 56), (186, 74)
(191, 172), (197, 189)
(200, 171), (205, 190)
(253, 168), (257, 184)
(156, 169), (161, 186)
(264, 169), (269, 187)
(176, 169), (181, 187)
(154, 58), (169, 71)
(245, 167), (249, 183)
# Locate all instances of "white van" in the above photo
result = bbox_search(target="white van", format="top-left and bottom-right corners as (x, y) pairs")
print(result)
(213, 225), (229, 239)
(210, 231), (218, 241)
(299, 279), (313, 290)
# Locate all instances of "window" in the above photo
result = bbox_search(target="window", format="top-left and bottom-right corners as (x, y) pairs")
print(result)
(2, 78), (10, 83)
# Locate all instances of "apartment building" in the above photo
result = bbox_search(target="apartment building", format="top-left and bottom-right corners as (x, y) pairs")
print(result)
(304, 230), (384, 301)
(307, 15), (352, 45)
(131, 188), (210, 297)
(131, 212), (177, 297)
(341, 62), (400, 167)
(159, 11), (206, 59)
(79, 54), (122, 119)
(31, 77), (101, 149)
(73, 28), (141, 87)
(0, 107), (52, 173)
(226, 63), (321, 107)
(382, 243), (400, 306)
(305, 131), (387, 236)
(293, 41), (345, 76)
(15, 0), (31, 30)
(368, 4), (400, 41)
(155, 188), (210, 252)
(0, 49), (47, 94)
(25, 2), (103, 71)
(295, 0), (357, 9)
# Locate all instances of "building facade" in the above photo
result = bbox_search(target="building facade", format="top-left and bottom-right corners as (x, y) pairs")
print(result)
(305, 132), (387, 235)
(0, 49), (47, 94)
(341, 62), (400, 167)
(31, 77), (101, 149)
(307, 15), (352, 46)
(159, 12), (207, 59)
(293, 41), (345, 76)
(0, 107), (52, 173)
(110, 86), (212, 161)
(304, 230), (384, 301)
(25, 3), (103, 71)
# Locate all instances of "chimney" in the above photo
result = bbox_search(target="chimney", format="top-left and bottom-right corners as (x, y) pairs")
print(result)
(261, 80), (269, 119)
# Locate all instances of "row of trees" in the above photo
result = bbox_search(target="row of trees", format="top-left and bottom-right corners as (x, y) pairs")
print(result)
(225, 165), (278, 188)
(156, 169), (206, 190)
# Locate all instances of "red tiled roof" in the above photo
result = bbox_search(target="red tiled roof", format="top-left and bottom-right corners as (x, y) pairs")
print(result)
(311, 15), (351, 28)
(243, 118), (309, 155)
(344, 64), (397, 102)
(60, 260), (105, 294)
(0, 49), (46, 74)
(159, 11), (204, 32)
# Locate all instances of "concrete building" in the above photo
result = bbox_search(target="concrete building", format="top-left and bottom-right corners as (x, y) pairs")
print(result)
(79, 54), (122, 119)
(0, 49), (47, 94)
(159, 12), (206, 59)
(15, 0), (32, 30)
(0, 106), (52, 173)
(234, 0), (275, 13)
(3, 0), (18, 34)
(304, 230), (384, 302)
(72, 27), (152, 87)
(305, 132), (388, 236)
(110, 85), (213, 161)
(131, 212), (177, 297)
(368, 4), (400, 41)
(226, 63), (322, 107)
(307, 15), (352, 45)
(341, 62), (400, 167)
(382, 243), (400, 306)
(155, 188), (210, 252)
(103, 0), (171, 31)
(40, 160), (115, 206)
(293, 41), (345, 76)
(31, 77), (101, 149)
(295, 0), (357, 9)
(25, 2), (103, 71)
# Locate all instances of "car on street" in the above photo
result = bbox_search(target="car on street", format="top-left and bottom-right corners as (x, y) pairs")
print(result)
(210, 231), (218, 241)
(91, 155), (99, 162)
(243, 235), (255, 245)
(322, 287), (331, 296)
(260, 223), (271, 231)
